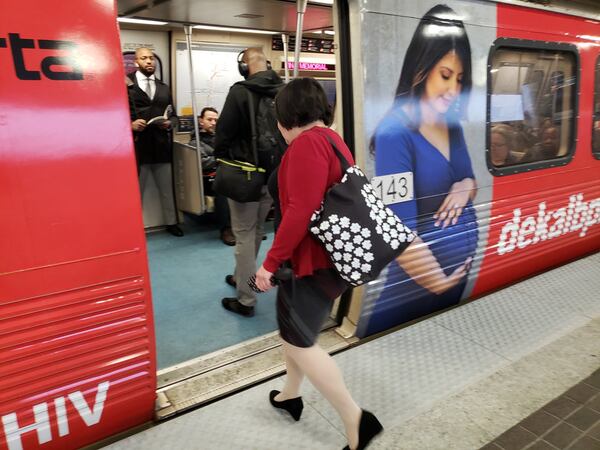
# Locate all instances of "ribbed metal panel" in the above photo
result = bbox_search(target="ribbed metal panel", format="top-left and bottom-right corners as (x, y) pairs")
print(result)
(0, 268), (156, 450)
(0, 1), (157, 447)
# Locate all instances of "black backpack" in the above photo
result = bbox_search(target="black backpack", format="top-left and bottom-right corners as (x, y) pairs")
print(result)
(247, 90), (286, 176)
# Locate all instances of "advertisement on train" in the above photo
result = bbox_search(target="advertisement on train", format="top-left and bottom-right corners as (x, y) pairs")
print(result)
(355, 0), (598, 337)
(356, 0), (496, 336)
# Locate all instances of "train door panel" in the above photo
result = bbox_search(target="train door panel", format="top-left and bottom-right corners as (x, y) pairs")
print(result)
(0, 1), (156, 449)
(348, 0), (600, 338)
(353, 0), (497, 337)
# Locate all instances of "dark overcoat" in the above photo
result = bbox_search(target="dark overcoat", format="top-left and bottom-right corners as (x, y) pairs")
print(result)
(127, 72), (178, 165)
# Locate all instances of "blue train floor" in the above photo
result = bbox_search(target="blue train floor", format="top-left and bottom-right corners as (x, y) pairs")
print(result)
(104, 252), (600, 449)
(146, 217), (277, 370)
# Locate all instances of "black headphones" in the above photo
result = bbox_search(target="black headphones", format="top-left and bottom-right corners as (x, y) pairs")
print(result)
(237, 50), (272, 79)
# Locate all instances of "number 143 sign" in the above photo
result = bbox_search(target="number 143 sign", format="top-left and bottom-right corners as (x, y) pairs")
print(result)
(371, 172), (414, 205)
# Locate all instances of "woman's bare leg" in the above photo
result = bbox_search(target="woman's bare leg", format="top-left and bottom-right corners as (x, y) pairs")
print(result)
(283, 341), (361, 449)
(275, 345), (304, 400)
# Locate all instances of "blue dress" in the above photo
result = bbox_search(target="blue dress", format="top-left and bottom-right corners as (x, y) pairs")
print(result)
(368, 104), (478, 334)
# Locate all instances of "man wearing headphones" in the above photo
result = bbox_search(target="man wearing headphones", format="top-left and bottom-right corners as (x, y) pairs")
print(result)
(215, 47), (284, 317)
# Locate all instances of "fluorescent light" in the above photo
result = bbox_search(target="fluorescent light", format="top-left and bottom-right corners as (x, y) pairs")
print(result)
(324, 30), (335, 35)
(117, 17), (168, 25)
(193, 25), (278, 35)
(309, 0), (334, 4)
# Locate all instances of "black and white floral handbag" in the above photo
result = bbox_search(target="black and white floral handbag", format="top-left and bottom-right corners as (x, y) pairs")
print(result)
(309, 132), (415, 287)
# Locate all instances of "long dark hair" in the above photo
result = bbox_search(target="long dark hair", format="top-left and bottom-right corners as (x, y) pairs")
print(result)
(395, 4), (472, 126)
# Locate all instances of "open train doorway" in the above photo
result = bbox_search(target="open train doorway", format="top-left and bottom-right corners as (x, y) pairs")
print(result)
(116, 0), (346, 410)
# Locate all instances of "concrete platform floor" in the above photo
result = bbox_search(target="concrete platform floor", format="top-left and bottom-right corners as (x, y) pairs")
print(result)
(102, 252), (600, 450)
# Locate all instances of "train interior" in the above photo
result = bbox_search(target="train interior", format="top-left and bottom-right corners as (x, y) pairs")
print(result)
(116, 0), (345, 406)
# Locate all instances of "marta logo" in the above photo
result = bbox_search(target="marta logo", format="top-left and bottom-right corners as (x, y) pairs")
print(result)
(497, 193), (600, 255)
(0, 33), (83, 80)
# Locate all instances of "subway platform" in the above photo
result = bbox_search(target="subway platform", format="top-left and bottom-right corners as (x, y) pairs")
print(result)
(101, 252), (600, 450)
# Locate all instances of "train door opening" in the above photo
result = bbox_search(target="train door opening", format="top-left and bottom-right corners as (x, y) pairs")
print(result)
(116, 0), (342, 390)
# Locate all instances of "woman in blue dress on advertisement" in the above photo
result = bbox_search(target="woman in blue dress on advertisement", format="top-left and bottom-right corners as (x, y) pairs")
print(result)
(370, 4), (477, 331)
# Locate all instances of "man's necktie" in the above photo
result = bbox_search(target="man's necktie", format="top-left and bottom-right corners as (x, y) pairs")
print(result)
(145, 78), (152, 100)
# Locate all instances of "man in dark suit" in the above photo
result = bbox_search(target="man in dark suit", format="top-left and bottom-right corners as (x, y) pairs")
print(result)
(128, 47), (183, 237)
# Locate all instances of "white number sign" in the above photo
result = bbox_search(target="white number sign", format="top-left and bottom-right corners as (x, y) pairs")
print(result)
(371, 172), (414, 205)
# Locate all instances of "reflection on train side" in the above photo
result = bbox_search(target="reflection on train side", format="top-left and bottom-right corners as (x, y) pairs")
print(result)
(490, 45), (576, 168)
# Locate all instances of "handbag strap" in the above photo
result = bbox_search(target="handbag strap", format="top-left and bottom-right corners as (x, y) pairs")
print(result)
(313, 127), (351, 173)
(246, 89), (260, 167)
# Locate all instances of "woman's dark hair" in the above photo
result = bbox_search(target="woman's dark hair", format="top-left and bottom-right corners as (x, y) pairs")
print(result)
(275, 78), (333, 129)
(395, 4), (472, 126)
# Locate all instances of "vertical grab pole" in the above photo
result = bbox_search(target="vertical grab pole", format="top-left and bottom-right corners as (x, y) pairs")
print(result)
(184, 25), (205, 213)
(282, 33), (290, 83)
(293, 0), (308, 78)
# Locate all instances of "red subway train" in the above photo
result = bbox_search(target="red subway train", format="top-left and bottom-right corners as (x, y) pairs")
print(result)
(1, 0), (599, 449)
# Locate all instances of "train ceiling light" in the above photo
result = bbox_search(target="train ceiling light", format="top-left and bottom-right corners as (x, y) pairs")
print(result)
(192, 25), (279, 34)
(117, 17), (168, 25)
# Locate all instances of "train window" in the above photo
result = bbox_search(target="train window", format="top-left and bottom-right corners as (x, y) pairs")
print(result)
(487, 39), (578, 175)
(593, 55), (600, 159)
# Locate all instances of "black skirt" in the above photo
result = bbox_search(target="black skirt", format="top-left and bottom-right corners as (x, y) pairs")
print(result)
(276, 269), (347, 347)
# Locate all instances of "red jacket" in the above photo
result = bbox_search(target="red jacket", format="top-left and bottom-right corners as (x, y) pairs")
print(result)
(263, 126), (354, 277)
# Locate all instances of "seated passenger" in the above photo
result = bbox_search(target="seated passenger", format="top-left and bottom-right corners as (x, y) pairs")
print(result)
(491, 124), (519, 166)
(190, 107), (235, 246)
(540, 117), (553, 132)
(512, 123), (536, 153)
(189, 107), (219, 172)
(520, 125), (560, 163)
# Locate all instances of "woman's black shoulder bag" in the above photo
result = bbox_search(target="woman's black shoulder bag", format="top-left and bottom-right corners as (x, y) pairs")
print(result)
(309, 130), (415, 286)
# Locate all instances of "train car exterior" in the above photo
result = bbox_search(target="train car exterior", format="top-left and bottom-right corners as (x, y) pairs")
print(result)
(1, 0), (600, 449)
(0, 1), (156, 449)
(349, 0), (600, 337)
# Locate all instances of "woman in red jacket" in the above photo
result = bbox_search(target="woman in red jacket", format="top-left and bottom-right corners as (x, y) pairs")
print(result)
(254, 78), (382, 450)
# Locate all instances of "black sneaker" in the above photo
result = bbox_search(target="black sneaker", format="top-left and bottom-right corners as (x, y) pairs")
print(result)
(221, 298), (254, 317)
(225, 275), (236, 288)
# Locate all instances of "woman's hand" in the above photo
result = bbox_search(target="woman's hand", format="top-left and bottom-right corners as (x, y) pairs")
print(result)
(255, 265), (274, 292)
(396, 237), (472, 295)
(435, 256), (472, 294)
(433, 178), (476, 228)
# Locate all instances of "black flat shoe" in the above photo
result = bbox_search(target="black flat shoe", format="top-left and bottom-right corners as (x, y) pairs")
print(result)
(221, 298), (254, 317)
(225, 274), (236, 288)
(269, 390), (303, 421)
(343, 410), (383, 450)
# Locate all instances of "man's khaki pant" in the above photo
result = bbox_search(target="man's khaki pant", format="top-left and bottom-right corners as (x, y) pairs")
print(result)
(228, 186), (272, 306)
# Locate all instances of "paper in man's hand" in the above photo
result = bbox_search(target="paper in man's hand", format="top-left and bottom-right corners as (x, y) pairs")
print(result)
(147, 105), (173, 125)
